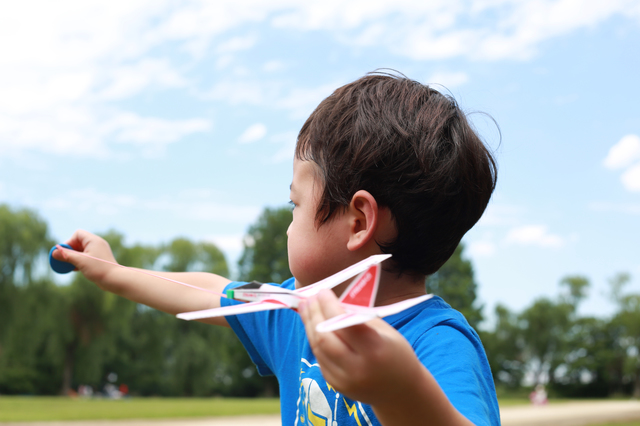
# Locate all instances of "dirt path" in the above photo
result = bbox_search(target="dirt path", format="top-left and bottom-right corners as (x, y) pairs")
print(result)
(501, 400), (640, 426)
(3, 400), (640, 426)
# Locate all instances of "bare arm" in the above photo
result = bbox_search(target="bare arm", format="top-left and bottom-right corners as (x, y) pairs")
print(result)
(53, 229), (231, 327)
(299, 289), (474, 426)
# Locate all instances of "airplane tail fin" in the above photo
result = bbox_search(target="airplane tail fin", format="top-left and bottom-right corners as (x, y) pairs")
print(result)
(338, 263), (380, 308)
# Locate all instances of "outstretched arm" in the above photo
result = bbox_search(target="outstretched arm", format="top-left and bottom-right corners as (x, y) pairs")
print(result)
(299, 289), (474, 426)
(52, 229), (231, 327)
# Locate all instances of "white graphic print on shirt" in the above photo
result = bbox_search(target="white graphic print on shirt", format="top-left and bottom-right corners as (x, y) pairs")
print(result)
(295, 358), (374, 426)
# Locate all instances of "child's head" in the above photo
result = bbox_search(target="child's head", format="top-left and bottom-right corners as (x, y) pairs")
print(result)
(295, 72), (497, 277)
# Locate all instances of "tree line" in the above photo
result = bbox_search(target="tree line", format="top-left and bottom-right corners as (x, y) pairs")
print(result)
(0, 203), (638, 398)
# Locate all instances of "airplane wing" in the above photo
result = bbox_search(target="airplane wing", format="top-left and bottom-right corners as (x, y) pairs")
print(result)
(314, 312), (377, 332)
(296, 253), (391, 297)
(177, 253), (392, 322)
(315, 294), (434, 332)
(177, 300), (288, 321)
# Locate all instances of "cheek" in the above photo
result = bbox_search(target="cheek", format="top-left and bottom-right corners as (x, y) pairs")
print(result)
(287, 231), (310, 278)
(286, 225), (320, 285)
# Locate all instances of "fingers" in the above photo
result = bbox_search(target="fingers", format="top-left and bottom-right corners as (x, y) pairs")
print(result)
(51, 245), (66, 261)
(50, 230), (119, 281)
(65, 229), (96, 252)
(300, 290), (354, 355)
(316, 288), (345, 317)
(299, 290), (354, 383)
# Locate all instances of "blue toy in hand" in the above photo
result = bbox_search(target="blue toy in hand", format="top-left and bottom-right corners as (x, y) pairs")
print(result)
(49, 243), (75, 274)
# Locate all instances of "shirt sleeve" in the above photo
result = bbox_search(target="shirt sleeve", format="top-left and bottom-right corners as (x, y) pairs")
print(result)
(414, 324), (500, 426)
(221, 279), (300, 377)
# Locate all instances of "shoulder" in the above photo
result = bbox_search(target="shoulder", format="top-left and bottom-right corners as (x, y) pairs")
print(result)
(221, 277), (301, 376)
(388, 297), (500, 425)
(388, 296), (478, 344)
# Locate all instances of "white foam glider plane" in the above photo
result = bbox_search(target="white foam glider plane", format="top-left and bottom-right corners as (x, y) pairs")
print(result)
(176, 254), (433, 332)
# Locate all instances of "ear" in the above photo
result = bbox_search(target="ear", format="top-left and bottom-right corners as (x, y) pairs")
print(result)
(346, 190), (379, 252)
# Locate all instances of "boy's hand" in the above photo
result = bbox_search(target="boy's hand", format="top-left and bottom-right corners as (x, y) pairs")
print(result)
(52, 230), (230, 326)
(299, 288), (417, 405)
(51, 229), (118, 287)
(299, 289), (473, 426)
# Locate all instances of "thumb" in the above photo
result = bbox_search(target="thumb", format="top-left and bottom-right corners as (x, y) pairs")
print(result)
(50, 244), (78, 274)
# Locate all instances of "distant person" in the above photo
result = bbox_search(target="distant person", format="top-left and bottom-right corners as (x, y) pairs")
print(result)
(53, 72), (500, 425)
(530, 384), (548, 406)
(119, 383), (129, 396)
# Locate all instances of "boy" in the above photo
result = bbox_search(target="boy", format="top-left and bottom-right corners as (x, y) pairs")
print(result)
(54, 72), (500, 425)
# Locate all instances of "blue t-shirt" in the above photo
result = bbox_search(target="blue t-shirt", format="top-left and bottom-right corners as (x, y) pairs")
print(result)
(222, 278), (500, 425)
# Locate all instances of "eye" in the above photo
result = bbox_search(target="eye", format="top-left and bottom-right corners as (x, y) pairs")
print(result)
(288, 200), (297, 210)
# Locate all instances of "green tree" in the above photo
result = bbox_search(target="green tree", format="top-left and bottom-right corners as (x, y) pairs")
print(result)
(559, 275), (589, 310)
(425, 243), (483, 329)
(0, 205), (52, 338)
(0, 279), (68, 394)
(238, 206), (292, 283)
(519, 297), (573, 386)
(0, 204), (51, 287)
(235, 206), (293, 396)
(609, 273), (640, 397)
(58, 231), (163, 395)
(162, 237), (228, 276)
(154, 236), (259, 396)
(0, 205), (57, 394)
(557, 316), (625, 397)
(480, 303), (525, 389)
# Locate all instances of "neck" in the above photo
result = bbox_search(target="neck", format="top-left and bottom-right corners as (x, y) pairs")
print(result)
(374, 268), (427, 307)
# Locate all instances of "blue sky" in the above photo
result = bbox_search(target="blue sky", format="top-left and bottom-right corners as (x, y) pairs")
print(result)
(1, 0), (639, 324)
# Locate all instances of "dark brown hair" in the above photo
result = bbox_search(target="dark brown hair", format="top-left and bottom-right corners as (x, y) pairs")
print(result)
(296, 72), (497, 276)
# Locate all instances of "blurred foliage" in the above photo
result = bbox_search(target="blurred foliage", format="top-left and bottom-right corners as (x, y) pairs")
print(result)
(236, 206), (293, 396)
(426, 243), (483, 329)
(0, 204), (270, 397)
(238, 206), (292, 283)
(2, 202), (640, 399)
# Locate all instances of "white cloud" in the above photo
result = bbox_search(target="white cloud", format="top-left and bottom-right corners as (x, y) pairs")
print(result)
(477, 201), (524, 227)
(426, 71), (469, 90)
(603, 134), (640, 170)
(269, 131), (298, 163)
(603, 134), (640, 193)
(0, 0), (217, 158)
(621, 163), (640, 192)
(589, 202), (640, 215)
(216, 35), (257, 53)
(205, 234), (245, 254)
(263, 60), (286, 72)
(1, 0), (637, 159)
(275, 83), (337, 119)
(44, 187), (261, 223)
(97, 59), (188, 101)
(271, 0), (637, 61)
(238, 123), (268, 144)
(505, 225), (564, 248)
(44, 188), (137, 216)
(107, 113), (211, 146)
(207, 79), (335, 119)
(468, 240), (496, 257)
(207, 79), (275, 105)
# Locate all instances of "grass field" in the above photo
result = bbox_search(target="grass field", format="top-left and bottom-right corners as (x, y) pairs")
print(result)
(0, 397), (280, 422)
(1, 396), (640, 425)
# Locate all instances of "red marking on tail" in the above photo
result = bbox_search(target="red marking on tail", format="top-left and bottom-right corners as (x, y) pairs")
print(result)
(339, 264), (380, 307)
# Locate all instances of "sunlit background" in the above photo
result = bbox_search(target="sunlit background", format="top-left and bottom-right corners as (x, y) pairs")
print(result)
(1, 0), (638, 324)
